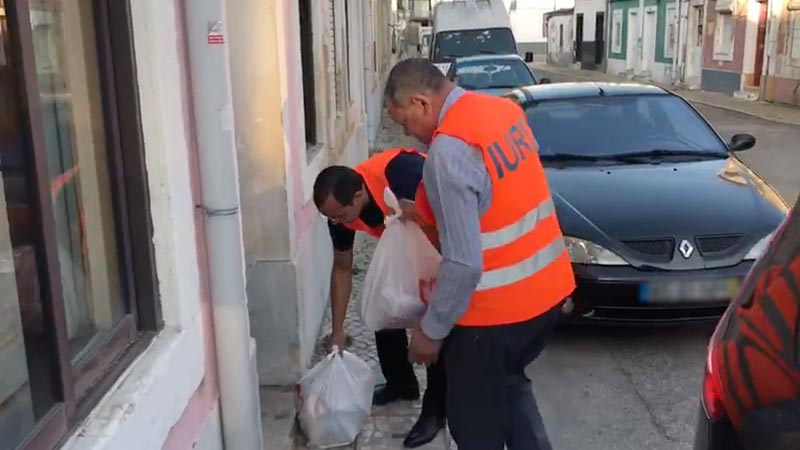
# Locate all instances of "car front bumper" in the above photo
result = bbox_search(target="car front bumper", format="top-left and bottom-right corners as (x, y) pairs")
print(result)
(559, 262), (753, 325)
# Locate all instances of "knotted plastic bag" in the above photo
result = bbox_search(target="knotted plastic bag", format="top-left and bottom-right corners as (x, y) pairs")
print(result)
(360, 187), (442, 331)
(297, 348), (376, 448)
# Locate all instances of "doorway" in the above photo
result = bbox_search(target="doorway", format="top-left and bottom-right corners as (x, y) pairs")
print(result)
(595, 12), (605, 65)
(641, 6), (657, 73)
(576, 13), (584, 63)
(685, 4), (704, 85)
(626, 10), (639, 72)
(753, 0), (768, 86)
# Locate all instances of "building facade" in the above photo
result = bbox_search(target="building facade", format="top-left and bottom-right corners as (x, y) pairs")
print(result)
(760, 0), (800, 105)
(545, 8), (578, 65)
(575, 0), (609, 70)
(0, 0), (253, 449)
(606, 0), (680, 84)
(0, 0), (396, 449)
(233, 0), (395, 389)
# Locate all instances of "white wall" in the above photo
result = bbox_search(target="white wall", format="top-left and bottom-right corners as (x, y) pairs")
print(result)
(546, 13), (575, 64)
(235, 0), (375, 386)
(573, 0), (606, 42)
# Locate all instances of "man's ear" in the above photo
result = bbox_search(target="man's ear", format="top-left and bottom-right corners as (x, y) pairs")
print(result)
(409, 93), (430, 111)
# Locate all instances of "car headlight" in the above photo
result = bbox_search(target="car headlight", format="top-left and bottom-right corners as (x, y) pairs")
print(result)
(564, 237), (628, 265)
(744, 231), (775, 261)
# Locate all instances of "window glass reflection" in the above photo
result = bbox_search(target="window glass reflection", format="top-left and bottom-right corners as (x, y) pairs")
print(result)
(0, 1), (59, 448)
(29, 0), (126, 361)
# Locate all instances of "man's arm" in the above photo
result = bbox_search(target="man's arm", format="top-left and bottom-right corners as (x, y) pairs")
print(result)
(419, 135), (489, 340)
(327, 221), (356, 348)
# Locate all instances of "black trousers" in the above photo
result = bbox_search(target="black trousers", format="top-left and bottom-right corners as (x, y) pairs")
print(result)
(444, 303), (562, 450)
(375, 328), (447, 419)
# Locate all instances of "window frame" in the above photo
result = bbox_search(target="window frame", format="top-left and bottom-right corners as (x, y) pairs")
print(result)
(612, 9), (623, 54)
(713, 11), (735, 61)
(4, 0), (159, 448)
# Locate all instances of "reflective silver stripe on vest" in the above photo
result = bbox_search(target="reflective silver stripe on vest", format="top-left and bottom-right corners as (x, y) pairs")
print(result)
(475, 236), (567, 292)
(480, 197), (556, 251)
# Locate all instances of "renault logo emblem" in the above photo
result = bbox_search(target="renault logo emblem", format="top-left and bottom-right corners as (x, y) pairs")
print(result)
(679, 240), (694, 259)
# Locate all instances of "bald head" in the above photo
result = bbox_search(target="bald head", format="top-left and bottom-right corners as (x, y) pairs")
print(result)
(384, 58), (449, 106)
(384, 59), (454, 144)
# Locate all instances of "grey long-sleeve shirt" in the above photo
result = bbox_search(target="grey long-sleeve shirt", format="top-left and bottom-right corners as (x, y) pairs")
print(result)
(420, 87), (493, 340)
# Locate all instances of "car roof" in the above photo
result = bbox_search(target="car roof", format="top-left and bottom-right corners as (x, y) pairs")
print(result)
(504, 82), (670, 105)
(453, 54), (526, 64)
(433, 0), (511, 32)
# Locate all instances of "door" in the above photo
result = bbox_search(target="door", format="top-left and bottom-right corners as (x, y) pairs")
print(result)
(575, 13), (584, 63)
(685, 5), (704, 83)
(641, 7), (657, 73)
(753, 0), (768, 86)
(595, 12), (605, 65)
(626, 10), (639, 71)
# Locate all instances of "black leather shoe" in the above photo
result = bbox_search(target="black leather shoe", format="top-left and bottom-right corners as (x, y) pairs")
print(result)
(403, 415), (445, 448)
(372, 385), (419, 406)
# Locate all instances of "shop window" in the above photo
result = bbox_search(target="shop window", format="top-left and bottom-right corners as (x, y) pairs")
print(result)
(0, 1), (158, 449)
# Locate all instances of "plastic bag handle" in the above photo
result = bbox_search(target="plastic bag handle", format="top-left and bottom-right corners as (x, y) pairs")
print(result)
(383, 187), (402, 225)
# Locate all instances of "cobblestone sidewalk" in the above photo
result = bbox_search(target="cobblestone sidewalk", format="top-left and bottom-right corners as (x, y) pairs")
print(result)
(299, 112), (454, 450)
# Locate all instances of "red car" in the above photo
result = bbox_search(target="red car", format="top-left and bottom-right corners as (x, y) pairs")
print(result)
(695, 195), (800, 450)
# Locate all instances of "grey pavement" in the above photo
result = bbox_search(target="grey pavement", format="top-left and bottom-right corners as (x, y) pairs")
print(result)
(299, 76), (798, 450)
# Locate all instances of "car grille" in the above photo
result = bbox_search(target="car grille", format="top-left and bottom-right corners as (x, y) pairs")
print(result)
(695, 235), (743, 255)
(622, 239), (675, 259)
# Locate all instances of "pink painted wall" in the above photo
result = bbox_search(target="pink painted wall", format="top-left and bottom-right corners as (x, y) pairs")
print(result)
(703, 1), (747, 73)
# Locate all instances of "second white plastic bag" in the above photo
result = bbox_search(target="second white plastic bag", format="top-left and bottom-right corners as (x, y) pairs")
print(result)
(297, 348), (376, 448)
(360, 187), (442, 331)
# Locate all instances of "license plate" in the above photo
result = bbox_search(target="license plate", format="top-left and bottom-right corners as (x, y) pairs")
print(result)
(639, 278), (740, 304)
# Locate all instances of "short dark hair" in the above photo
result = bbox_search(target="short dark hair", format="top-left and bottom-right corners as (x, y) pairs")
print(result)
(384, 58), (447, 106)
(313, 166), (364, 209)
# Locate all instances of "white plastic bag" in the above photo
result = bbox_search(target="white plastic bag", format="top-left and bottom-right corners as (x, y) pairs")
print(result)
(297, 348), (376, 448)
(360, 187), (442, 331)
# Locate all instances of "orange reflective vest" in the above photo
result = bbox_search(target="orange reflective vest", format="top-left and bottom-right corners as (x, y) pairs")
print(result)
(342, 148), (436, 239)
(433, 91), (576, 327)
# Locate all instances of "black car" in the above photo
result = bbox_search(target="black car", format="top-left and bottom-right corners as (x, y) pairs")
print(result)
(503, 82), (790, 324)
(694, 194), (800, 450)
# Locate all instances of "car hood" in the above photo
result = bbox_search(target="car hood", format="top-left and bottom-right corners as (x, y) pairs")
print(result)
(546, 158), (786, 269)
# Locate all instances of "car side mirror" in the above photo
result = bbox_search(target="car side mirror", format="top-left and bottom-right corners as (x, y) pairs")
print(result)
(539, 78), (552, 84)
(729, 133), (756, 152)
(524, 52), (534, 63)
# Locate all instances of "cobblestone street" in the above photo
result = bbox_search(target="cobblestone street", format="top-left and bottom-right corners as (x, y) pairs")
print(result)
(303, 112), (454, 450)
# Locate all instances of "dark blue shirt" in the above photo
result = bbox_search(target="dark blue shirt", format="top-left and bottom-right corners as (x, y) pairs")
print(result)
(328, 151), (424, 251)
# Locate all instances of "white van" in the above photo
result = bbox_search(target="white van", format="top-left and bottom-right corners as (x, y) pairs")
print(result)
(429, 0), (521, 74)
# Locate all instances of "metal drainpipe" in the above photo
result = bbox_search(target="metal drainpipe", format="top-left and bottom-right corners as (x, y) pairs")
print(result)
(182, 0), (263, 449)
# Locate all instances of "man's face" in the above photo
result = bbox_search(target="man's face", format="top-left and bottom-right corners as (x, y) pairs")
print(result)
(318, 189), (367, 225)
(386, 93), (439, 144)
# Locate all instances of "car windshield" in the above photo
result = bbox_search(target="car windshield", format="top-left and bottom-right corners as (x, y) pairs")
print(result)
(525, 95), (729, 161)
(453, 59), (535, 90)
(432, 28), (516, 61)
